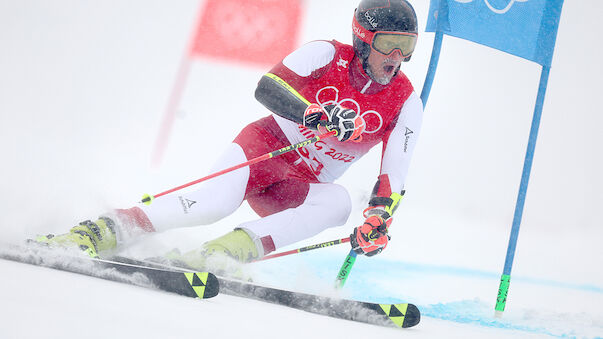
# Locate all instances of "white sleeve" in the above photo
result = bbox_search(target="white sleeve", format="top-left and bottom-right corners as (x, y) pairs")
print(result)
(379, 91), (424, 194)
(282, 40), (336, 77)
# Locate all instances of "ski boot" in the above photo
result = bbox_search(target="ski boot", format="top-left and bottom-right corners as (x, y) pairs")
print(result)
(164, 229), (260, 278)
(34, 217), (117, 258)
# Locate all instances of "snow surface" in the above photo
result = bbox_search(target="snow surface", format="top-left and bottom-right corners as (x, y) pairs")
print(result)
(0, 1), (601, 338)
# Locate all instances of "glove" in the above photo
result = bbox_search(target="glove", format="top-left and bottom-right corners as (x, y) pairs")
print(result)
(350, 214), (391, 256)
(302, 103), (325, 129)
(303, 103), (364, 142)
(323, 104), (365, 142)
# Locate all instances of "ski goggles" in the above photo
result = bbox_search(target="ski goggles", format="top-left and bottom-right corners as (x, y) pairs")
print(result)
(352, 16), (417, 57)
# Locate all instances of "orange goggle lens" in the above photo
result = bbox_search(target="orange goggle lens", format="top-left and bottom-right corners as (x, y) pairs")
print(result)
(371, 32), (417, 57)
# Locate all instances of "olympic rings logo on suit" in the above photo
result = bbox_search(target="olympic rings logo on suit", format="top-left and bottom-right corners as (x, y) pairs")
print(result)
(315, 86), (383, 134)
(453, 0), (528, 14)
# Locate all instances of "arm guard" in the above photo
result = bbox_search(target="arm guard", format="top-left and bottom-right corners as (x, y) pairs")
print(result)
(255, 73), (311, 126)
(363, 175), (405, 219)
(365, 191), (404, 219)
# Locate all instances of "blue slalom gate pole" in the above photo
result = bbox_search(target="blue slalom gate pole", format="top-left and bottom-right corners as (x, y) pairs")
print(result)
(495, 65), (552, 315)
(420, 31), (444, 108)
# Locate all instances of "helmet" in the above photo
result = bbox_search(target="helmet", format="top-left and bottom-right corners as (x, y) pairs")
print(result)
(352, 0), (418, 63)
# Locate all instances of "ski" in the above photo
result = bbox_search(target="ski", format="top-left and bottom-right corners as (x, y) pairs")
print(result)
(218, 275), (420, 329)
(112, 256), (421, 329)
(0, 244), (219, 299)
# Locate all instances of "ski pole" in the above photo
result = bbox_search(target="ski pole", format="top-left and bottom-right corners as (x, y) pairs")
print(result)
(256, 237), (350, 262)
(334, 249), (358, 289)
(141, 130), (337, 205)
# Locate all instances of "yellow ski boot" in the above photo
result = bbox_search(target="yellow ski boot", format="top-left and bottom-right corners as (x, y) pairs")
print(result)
(35, 217), (117, 258)
(167, 229), (260, 278)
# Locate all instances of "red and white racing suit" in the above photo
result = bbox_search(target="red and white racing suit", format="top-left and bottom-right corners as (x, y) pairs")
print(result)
(119, 40), (423, 256)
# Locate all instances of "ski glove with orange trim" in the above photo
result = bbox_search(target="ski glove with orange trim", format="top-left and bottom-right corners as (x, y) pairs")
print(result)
(350, 214), (391, 256)
(303, 103), (364, 142)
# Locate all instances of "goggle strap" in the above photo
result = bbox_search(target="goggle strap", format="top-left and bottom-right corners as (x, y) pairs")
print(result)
(352, 15), (374, 44)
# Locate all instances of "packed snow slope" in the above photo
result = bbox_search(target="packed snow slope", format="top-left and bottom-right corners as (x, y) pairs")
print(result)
(0, 1), (601, 338)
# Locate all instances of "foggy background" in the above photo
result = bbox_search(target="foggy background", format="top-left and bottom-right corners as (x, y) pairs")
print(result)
(0, 0), (600, 283)
(1, 1), (602, 338)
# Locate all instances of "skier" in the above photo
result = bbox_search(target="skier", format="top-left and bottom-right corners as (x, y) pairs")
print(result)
(36, 0), (423, 271)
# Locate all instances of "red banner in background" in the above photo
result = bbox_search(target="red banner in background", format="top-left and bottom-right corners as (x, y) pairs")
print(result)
(190, 0), (303, 67)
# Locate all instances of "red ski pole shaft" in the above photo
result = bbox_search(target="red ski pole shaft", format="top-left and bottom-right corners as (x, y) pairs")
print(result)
(141, 130), (336, 205)
(256, 237), (350, 261)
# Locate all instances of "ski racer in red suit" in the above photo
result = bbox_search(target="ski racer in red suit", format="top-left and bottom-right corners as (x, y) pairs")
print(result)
(35, 0), (424, 271)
